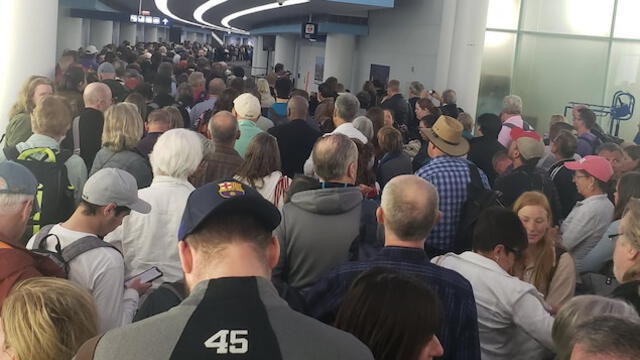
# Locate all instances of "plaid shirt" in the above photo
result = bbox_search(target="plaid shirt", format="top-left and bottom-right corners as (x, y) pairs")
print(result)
(305, 247), (481, 360)
(415, 156), (489, 252)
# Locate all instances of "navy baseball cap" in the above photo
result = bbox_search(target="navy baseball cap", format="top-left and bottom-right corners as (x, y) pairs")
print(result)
(0, 161), (38, 196)
(178, 179), (281, 240)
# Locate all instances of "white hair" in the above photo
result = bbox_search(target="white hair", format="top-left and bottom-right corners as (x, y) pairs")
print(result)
(502, 95), (523, 115)
(0, 193), (32, 214)
(150, 129), (203, 180)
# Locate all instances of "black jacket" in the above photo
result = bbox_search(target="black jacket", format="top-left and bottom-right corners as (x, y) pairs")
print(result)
(381, 94), (409, 127)
(495, 165), (563, 224)
(468, 136), (505, 187)
(549, 159), (580, 219)
(61, 107), (104, 170)
(612, 280), (640, 315)
(268, 119), (321, 177)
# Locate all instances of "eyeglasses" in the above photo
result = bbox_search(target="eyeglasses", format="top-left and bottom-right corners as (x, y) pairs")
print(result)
(573, 174), (589, 180)
(609, 233), (622, 242)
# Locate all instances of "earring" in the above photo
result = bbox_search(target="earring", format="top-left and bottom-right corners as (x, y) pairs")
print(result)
(495, 256), (500, 262)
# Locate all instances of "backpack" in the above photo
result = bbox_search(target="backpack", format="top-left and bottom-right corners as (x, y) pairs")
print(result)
(3, 146), (76, 240)
(454, 163), (503, 253)
(503, 121), (533, 132)
(591, 126), (625, 145)
(30, 224), (120, 276)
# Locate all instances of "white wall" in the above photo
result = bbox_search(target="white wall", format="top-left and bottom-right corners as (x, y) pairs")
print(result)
(354, 0), (444, 97)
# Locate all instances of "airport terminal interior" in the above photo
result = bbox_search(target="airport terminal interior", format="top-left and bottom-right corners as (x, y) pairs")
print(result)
(1, 0), (640, 359)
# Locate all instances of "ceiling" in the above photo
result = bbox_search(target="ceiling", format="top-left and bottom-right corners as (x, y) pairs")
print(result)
(101, 0), (391, 32)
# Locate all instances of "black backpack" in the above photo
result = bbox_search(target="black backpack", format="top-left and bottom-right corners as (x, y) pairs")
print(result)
(3, 146), (77, 240)
(454, 164), (503, 253)
(30, 224), (120, 276)
(503, 121), (533, 132)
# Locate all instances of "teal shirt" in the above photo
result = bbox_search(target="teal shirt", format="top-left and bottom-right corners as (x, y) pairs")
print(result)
(234, 119), (263, 158)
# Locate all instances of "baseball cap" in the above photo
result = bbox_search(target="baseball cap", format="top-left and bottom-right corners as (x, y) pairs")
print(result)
(97, 62), (116, 75)
(82, 168), (151, 214)
(233, 93), (261, 120)
(85, 45), (98, 55)
(511, 127), (544, 160)
(178, 179), (281, 240)
(565, 155), (614, 182)
(0, 161), (38, 196)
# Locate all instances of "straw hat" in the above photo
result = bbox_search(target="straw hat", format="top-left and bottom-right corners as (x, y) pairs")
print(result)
(423, 115), (469, 156)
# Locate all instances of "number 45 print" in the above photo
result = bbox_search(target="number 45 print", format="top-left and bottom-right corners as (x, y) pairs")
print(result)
(204, 330), (249, 354)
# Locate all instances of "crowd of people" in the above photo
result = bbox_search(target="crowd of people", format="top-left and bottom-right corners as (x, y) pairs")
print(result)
(2, 39), (640, 360)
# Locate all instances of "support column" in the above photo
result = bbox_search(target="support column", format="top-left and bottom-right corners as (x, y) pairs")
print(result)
(323, 33), (356, 90)
(112, 21), (120, 45)
(187, 32), (197, 42)
(57, 13), (83, 58)
(0, 0), (58, 133)
(252, 36), (268, 76)
(89, 20), (113, 49)
(437, 0), (490, 116)
(120, 22), (136, 44)
(144, 26), (158, 43)
(274, 34), (296, 73)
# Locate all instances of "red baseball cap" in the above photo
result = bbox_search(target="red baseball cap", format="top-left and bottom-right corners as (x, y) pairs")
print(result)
(510, 127), (542, 141)
(565, 155), (614, 182)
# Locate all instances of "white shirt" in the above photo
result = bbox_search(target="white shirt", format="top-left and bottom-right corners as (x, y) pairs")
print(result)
(27, 224), (138, 332)
(105, 176), (194, 287)
(433, 252), (555, 360)
(561, 194), (614, 273)
(303, 122), (368, 175)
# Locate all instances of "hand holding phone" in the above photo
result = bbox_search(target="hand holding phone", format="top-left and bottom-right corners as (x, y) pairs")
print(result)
(125, 266), (163, 287)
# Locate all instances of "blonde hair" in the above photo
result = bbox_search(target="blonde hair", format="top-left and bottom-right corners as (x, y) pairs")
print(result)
(9, 76), (54, 118)
(102, 103), (143, 152)
(512, 191), (556, 294)
(550, 114), (566, 126)
(257, 78), (271, 96)
(622, 198), (640, 282)
(457, 112), (474, 132)
(1, 278), (98, 360)
(163, 106), (183, 129)
(31, 95), (72, 138)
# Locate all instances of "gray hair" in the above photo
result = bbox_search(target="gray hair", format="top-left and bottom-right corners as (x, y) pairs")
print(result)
(312, 134), (358, 182)
(381, 175), (439, 242)
(502, 95), (523, 115)
(353, 116), (374, 142)
(334, 93), (360, 122)
(553, 295), (639, 360)
(0, 193), (32, 214)
(150, 129), (203, 180)
(209, 111), (238, 144)
(570, 315), (640, 359)
(409, 81), (425, 97)
(442, 89), (457, 104)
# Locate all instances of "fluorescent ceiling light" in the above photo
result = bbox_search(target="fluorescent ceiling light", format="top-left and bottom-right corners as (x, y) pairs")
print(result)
(194, 0), (251, 34)
(155, 0), (231, 31)
(221, 0), (311, 32)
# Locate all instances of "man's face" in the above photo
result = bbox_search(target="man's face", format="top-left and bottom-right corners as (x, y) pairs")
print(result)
(198, 49), (205, 57)
(507, 141), (519, 161)
(599, 150), (624, 179)
(100, 205), (131, 236)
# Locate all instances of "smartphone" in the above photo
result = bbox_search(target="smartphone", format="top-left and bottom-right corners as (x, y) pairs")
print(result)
(125, 266), (163, 287)
(429, 89), (435, 94)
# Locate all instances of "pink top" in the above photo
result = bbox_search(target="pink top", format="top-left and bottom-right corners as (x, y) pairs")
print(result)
(498, 115), (526, 148)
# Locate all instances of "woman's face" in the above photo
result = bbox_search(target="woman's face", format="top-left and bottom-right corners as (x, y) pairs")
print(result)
(517, 205), (550, 245)
(613, 215), (636, 283)
(415, 103), (429, 120)
(383, 110), (394, 127)
(621, 152), (639, 173)
(417, 335), (444, 360)
(32, 84), (53, 107)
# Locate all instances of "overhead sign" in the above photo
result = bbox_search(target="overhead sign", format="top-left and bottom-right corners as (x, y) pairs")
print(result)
(302, 22), (318, 39)
(129, 14), (171, 26)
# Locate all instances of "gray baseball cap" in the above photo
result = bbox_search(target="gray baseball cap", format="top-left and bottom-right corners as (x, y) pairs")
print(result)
(82, 168), (151, 214)
(0, 161), (38, 196)
(97, 62), (116, 75)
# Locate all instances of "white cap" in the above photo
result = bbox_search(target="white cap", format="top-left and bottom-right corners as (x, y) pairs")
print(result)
(233, 93), (261, 120)
(82, 168), (151, 214)
(85, 45), (98, 55)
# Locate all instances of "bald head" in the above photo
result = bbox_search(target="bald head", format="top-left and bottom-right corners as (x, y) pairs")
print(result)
(287, 95), (309, 120)
(83, 82), (112, 112)
(209, 110), (239, 145)
(381, 175), (439, 242)
(208, 78), (226, 96)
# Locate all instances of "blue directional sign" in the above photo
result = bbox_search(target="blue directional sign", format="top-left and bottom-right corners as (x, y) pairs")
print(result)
(129, 14), (171, 26)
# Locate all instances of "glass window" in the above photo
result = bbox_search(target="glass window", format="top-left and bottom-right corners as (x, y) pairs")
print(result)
(486, 0), (521, 30)
(477, 32), (517, 116)
(521, 0), (614, 37)
(614, 0), (640, 40)
(512, 34), (609, 132)
(605, 41), (640, 139)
